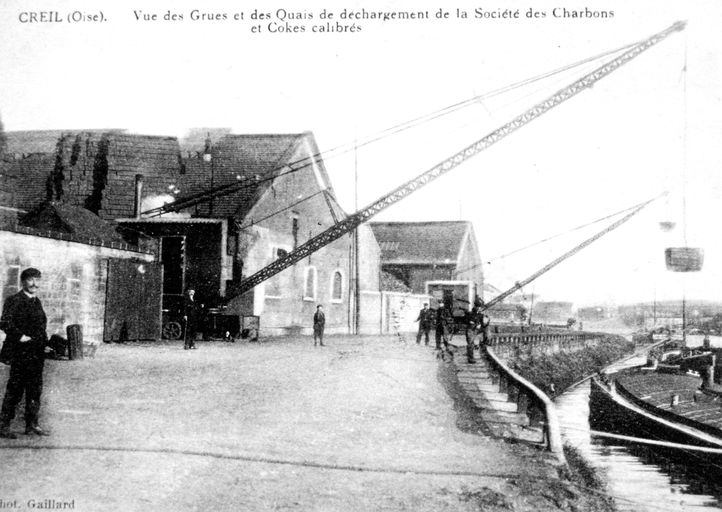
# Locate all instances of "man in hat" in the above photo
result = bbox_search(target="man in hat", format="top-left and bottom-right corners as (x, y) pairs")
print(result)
(313, 305), (326, 346)
(0, 267), (51, 438)
(183, 287), (201, 350)
(415, 303), (433, 345)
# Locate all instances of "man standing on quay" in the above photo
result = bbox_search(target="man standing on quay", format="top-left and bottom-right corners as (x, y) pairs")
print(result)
(183, 287), (200, 350)
(415, 303), (433, 345)
(0, 268), (51, 438)
(313, 305), (326, 346)
(435, 300), (454, 359)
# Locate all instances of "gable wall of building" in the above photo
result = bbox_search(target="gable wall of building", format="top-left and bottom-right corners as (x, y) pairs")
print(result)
(231, 142), (355, 334)
(357, 224), (381, 292)
(454, 229), (483, 291)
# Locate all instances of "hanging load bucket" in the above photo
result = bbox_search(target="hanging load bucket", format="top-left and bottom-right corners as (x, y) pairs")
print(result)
(665, 247), (704, 272)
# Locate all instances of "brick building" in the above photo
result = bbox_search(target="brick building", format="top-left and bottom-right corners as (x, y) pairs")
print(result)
(0, 129), (387, 338)
(168, 132), (381, 335)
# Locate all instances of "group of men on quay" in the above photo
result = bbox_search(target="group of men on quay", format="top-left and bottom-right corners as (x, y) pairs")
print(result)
(415, 298), (491, 364)
(0, 265), (492, 439)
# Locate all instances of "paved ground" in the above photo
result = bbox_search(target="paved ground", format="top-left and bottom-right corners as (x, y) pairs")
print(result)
(0, 335), (610, 511)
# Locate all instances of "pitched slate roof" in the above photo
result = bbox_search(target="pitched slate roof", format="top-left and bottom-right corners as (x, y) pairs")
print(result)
(369, 221), (471, 265)
(178, 128), (232, 155)
(19, 201), (125, 243)
(1, 129), (337, 225)
(3, 130), (63, 157)
(53, 132), (184, 220)
(179, 132), (331, 221)
(3, 129), (124, 158)
(0, 154), (53, 209)
(100, 133), (183, 219)
(0, 129), (128, 212)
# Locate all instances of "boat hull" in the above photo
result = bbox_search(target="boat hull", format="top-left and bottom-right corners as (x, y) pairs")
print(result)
(589, 376), (722, 451)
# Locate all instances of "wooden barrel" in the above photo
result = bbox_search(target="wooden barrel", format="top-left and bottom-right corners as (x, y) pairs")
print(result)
(67, 324), (84, 360)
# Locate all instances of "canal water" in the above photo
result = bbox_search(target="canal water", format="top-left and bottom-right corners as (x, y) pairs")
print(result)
(555, 335), (722, 511)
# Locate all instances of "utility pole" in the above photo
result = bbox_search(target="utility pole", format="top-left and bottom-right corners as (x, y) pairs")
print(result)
(354, 133), (361, 335)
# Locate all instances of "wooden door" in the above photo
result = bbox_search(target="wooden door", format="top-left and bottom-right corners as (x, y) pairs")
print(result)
(104, 259), (163, 341)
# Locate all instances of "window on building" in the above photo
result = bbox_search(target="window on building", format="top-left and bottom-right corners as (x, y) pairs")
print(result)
(331, 270), (343, 303)
(265, 246), (289, 299)
(68, 264), (82, 302)
(304, 266), (317, 301)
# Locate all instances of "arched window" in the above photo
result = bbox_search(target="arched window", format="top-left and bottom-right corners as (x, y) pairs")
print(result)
(265, 246), (289, 299)
(331, 270), (343, 303)
(304, 266), (317, 301)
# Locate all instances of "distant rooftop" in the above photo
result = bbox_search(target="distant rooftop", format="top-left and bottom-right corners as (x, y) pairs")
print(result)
(369, 221), (472, 265)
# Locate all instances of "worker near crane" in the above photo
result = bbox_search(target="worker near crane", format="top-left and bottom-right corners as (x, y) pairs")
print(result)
(435, 300), (454, 359)
(477, 298), (491, 346)
(465, 305), (483, 363)
(313, 305), (326, 346)
(464, 298), (492, 361)
(415, 303), (433, 345)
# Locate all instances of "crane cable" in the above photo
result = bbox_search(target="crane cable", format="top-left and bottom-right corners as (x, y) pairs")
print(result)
(455, 201), (644, 276)
(482, 192), (667, 311)
(144, 40), (638, 217)
(235, 22), (686, 296)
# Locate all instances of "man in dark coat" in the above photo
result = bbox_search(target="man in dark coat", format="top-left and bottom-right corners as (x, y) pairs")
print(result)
(415, 303), (433, 345)
(435, 301), (454, 358)
(477, 301), (491, 347)
(183, 287), (201, 350)
(465, 305), (489, 363)
(313, 305), (325, 346)
(0, 268), (50, 438)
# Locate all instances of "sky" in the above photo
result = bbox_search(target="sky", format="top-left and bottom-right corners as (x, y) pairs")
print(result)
(1, 0), (720, 307)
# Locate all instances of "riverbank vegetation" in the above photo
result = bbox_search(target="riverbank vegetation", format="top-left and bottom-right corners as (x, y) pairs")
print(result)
(509, 334), (635, 398)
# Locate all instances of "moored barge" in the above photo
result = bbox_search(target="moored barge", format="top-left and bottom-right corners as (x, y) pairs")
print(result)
(590, 366), (722, 452)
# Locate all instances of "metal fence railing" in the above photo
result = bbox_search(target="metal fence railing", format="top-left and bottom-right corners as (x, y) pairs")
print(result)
(485, 346), (566, 464)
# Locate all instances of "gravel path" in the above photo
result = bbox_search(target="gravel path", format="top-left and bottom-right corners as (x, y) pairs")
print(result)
(0, 335), (612, 511)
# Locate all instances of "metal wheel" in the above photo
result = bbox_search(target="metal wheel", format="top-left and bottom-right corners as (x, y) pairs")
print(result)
(162, 321), (182, 340)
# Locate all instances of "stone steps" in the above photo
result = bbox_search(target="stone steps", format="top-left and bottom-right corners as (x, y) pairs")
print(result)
(450, 349), (539, 438)
(475, 382), (500, 393)
(483, 391), (517, 405)
(480, 410), (532, 427)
